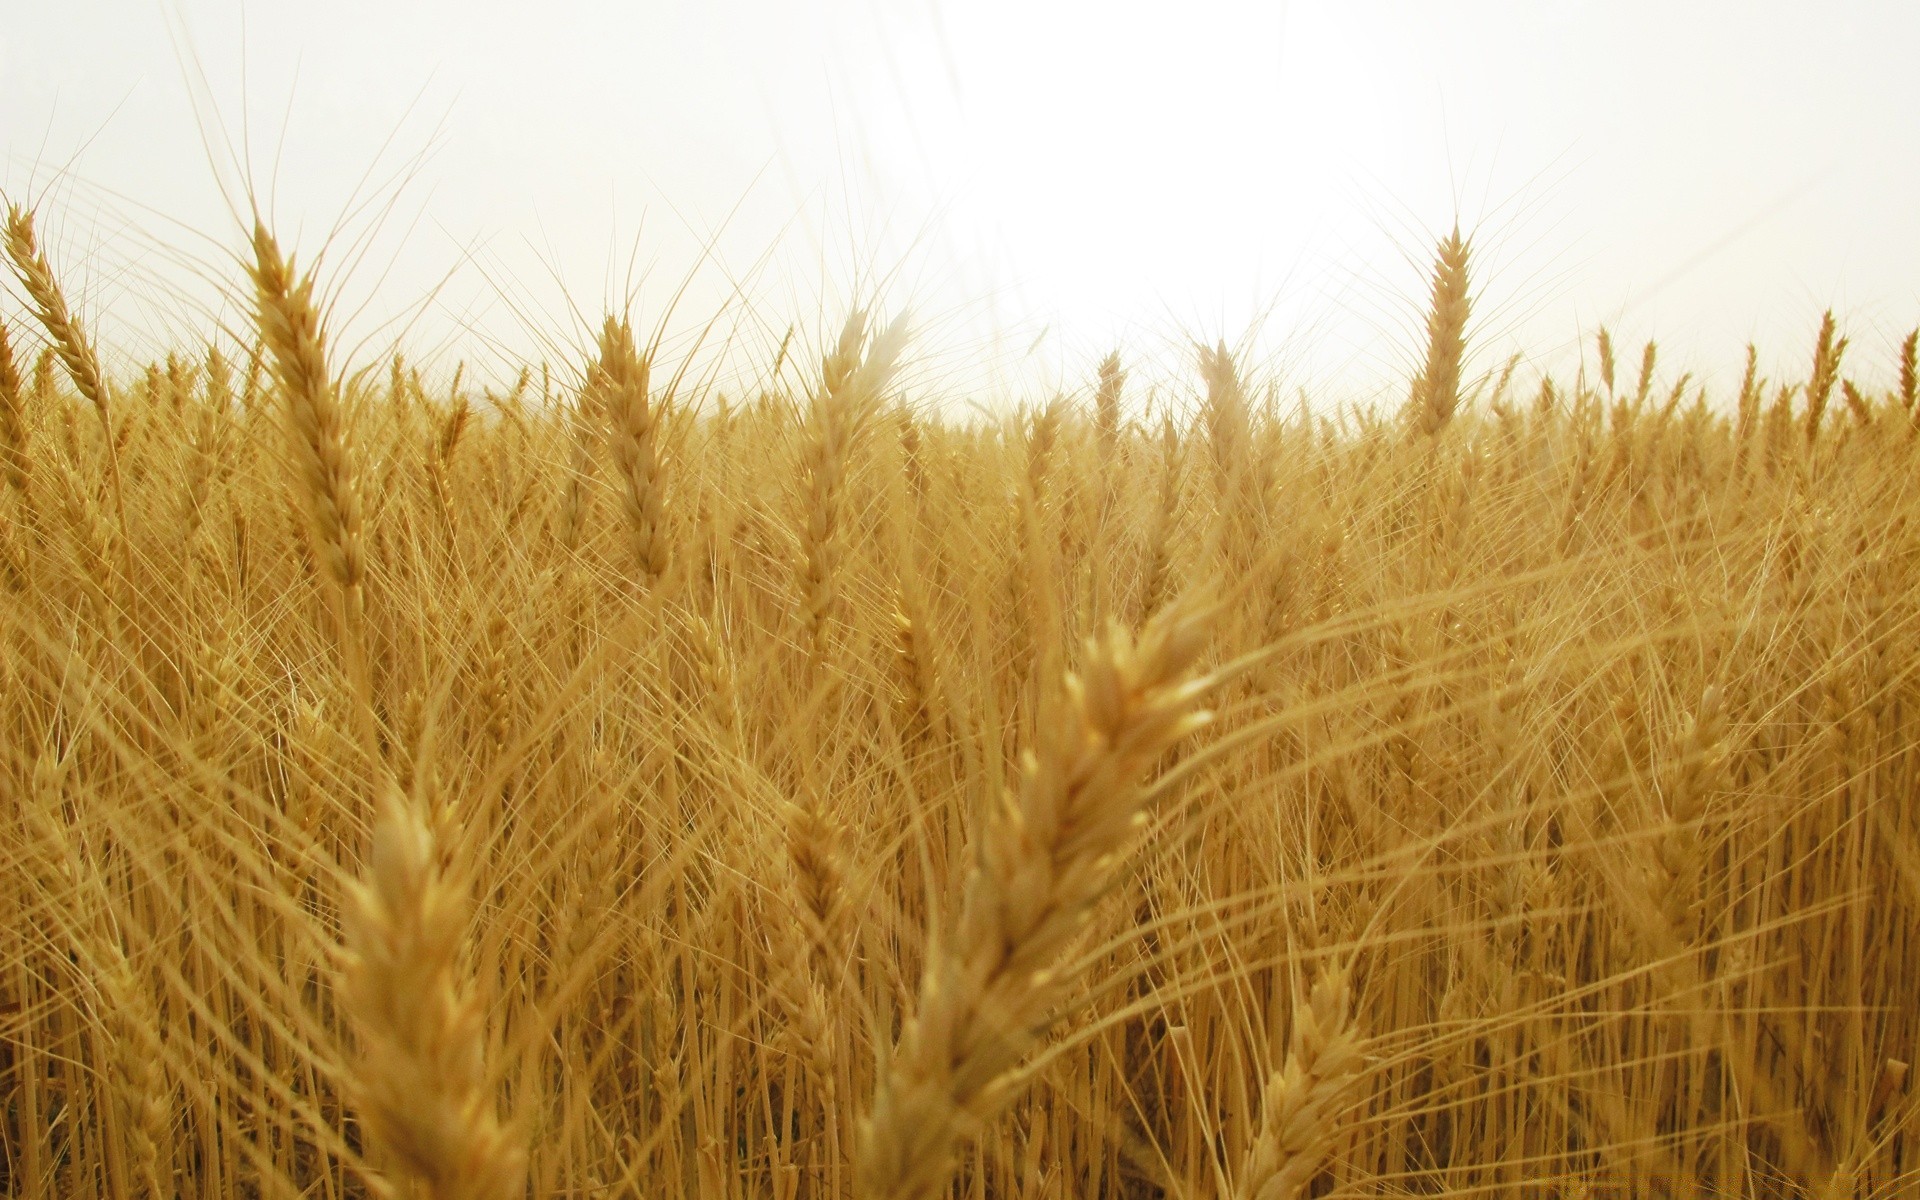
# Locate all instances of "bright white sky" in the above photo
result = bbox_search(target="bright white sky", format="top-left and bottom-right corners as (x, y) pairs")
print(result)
(4, 1), (1918, 407)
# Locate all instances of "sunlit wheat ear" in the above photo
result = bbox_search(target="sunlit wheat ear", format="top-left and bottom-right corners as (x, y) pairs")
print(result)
(891, 577), (947, 740)
(341, 780), (526, 1200)
(1735, 344), (1763, 456)
(589, 315), (669, 585)
(796, 310), (909, 660)
(1236, 967), (1368, 1200)
(1898, 328), (1918, 418)
(855, 596), (1218, 1200)
(4, 206), (110, 429)
(1094, 351), (1124, 463)
(1139, 416), (1183, 619)
(1841, 380), (1873, 426)
(1199, 339), (1251, 492)
(4, 205), (121, 508)
(427, 394), (471, 544)
(1409, 225), (1472, 437)
(248, 222), (366, 604)
(1803, 310), (1847, 445)
(1649, 685), (1728, 948)
(1630, 340), (1658, 414)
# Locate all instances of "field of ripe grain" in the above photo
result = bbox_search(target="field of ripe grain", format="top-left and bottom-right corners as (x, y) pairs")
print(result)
(1, 205), (1916, 1200)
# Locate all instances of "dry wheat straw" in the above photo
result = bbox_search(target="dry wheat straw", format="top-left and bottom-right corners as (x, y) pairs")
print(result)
(1632, 340), (1657, 413)
(8, 201), (1920, 1200)
(428, 394), (471, 544)
(1735, 344), (1762, 454)
(1841, 380), (1872, 426)
(856, 599), (1217, 1200)
(1140, 415), (1183, 618)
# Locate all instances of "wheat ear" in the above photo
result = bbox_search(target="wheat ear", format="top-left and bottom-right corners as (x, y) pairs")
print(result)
(1803, 310), (1846, 445)
(1094, 350), (1124, 463)
(856, 598), (1218, 1200)
(1410, 226), (1472, 436)
(1235, 967), (1368, 1200)
(1897, 329), (1918, 419)
(590, 316), (670, 584)
(797, 310), (908, 660)
(4, 206), (109, 426)
(248, 222), (375, 739)
(4, 205), (121, 507)
(341, 780), (526, 1200)
(248, 224), (365, 599)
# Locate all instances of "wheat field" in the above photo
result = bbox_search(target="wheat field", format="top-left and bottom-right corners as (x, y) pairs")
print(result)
(0, 204), (1915, 1200)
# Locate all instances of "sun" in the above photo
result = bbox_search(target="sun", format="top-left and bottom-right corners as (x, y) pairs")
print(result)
(843, 1), (1439, 388)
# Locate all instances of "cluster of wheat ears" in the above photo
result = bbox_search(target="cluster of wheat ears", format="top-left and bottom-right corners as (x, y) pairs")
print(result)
(0, 201), (1915, 1200)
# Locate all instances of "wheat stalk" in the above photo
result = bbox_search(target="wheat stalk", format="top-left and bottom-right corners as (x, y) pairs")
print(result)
(1199, 339), (1252, 505)
(247, 222), (376, 749)
(1140, 415), (1183, 619)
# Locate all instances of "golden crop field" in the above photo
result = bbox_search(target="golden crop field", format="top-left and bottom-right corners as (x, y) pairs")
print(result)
(0, 204), (1915, 1200)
